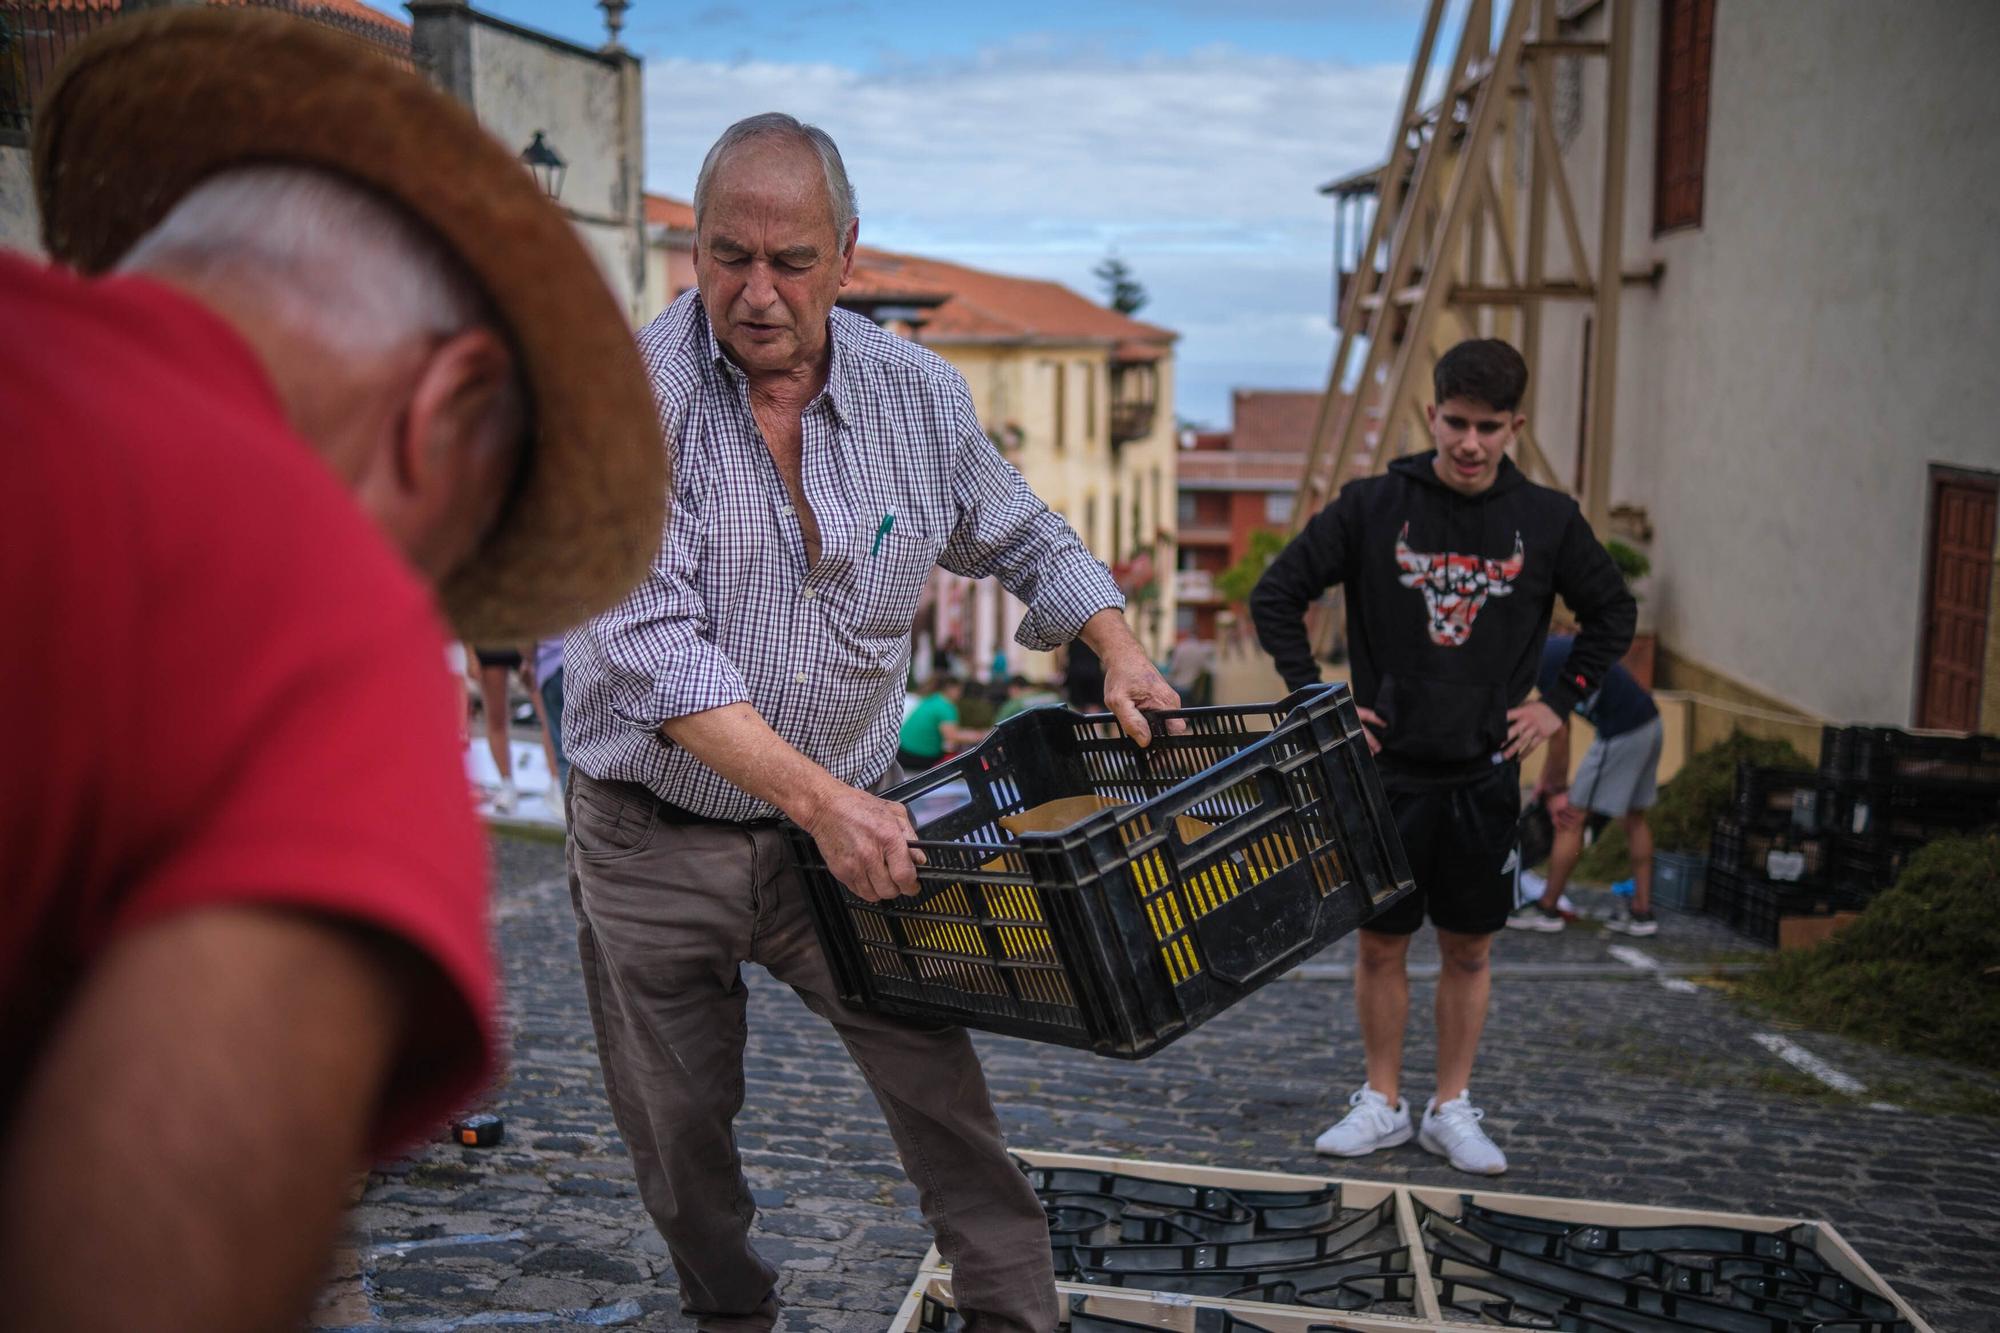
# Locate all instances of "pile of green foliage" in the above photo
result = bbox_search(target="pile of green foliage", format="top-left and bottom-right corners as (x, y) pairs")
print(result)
(1571, 729), (1810, 880)
(1739, 831), (2000, 1069)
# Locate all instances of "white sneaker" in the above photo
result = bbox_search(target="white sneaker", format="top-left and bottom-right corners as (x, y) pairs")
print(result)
(1506, 902), (1565, 932)
(1606, 909), (1659, 937)
(492, 780), (518, 816)
(1313, 1086), (1413, 1157)
(1419, 1091), (1507, 1175)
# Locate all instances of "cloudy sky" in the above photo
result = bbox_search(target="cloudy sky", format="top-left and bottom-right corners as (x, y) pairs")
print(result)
(415, 1), (1424, 427)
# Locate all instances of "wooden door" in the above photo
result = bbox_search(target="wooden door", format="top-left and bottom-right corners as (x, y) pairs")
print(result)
(1918, 471), (1997, 731)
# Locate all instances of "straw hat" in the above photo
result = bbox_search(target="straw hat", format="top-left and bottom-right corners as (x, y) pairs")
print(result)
(32, 7), (666, 641)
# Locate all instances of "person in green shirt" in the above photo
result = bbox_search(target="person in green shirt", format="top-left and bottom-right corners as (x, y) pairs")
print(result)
(898, 676), (984, 771)
(995, 675), (1061, 723)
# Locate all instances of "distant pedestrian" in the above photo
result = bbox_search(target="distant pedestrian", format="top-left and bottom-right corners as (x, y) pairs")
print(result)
(1251, 338), (1634, 1175)
(1508, 633), (1663, 935)
(995, 674), (1061, 723)
(1064, 635), (1107, 709)
(1167, 629), (1214, 706)
(472, 644), (525, 813)
(898, 674), (982, 770)
(0, 10), (661, 1327)
(532, 635), (569, 792)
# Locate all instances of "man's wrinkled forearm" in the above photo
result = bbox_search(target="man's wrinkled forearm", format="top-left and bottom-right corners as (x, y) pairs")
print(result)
(660, 702), (842, 826)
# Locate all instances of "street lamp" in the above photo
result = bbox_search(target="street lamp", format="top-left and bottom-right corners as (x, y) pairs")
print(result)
(519, 130), (566, 201)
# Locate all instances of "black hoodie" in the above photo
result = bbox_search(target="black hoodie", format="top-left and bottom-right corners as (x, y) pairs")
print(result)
(1250, 452), (1636, 775)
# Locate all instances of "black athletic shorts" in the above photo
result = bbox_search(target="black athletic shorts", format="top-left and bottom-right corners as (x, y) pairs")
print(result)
(475, 647), (524, 670)
(1365, 760), (1521, 937)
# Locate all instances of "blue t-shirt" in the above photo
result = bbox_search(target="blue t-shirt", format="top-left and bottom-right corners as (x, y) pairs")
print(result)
(1539, 635), (1656, 738)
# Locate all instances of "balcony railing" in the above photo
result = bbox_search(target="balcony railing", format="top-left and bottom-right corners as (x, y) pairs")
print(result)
(1175, 569), (1217, 603)
(1109, 360), (1159, 446)
(1109, 400), (1156, 444)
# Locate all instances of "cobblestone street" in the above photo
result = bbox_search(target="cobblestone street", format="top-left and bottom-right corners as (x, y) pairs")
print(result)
(315, 832), (2000, 1331)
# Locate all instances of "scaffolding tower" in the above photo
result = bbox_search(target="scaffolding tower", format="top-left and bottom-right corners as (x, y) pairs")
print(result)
(1295, 0), (1642, 534)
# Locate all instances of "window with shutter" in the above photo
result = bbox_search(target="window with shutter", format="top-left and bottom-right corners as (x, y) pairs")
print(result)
(1653, 0), (1714, 233)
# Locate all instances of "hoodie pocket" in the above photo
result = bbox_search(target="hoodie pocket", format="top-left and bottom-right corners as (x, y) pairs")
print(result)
(1375, 673), (1508, 764)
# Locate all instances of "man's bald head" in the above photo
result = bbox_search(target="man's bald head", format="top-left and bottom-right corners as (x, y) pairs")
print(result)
(693, 113), (856, 254)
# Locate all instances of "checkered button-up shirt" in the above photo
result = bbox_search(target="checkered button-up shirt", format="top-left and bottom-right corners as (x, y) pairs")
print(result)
(563, 292), (1124, 821)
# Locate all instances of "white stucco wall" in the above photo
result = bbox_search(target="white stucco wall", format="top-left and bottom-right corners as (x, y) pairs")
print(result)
(1529, 0), (2000, 722)
(467, 21), (643, 320)
(0, 145), (41, 254)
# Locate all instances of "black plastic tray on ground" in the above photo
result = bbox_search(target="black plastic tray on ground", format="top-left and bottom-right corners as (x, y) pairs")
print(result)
(1704, 862), (1866, 946)
(786, 684), (1414, 1058)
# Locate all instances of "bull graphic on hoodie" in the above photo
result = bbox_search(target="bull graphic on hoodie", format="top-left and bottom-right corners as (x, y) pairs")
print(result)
(1394, 522), (1525, 648)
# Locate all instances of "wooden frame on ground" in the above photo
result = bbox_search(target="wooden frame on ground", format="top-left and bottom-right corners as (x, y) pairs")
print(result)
(897, 1148), (1934, 1332)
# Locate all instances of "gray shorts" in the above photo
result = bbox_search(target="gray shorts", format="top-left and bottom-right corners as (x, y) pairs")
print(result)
(1572, 714), (1664, 817)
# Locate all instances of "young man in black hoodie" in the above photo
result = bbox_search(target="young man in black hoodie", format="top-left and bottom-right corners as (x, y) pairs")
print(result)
(1250, 339), (1634, 1174)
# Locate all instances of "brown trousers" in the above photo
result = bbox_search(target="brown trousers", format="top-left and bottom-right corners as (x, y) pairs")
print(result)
(564, 770), (1058, 1332)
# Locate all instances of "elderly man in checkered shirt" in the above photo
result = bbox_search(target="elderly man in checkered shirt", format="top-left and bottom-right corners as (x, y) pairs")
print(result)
(561, 113), (1179, 1333)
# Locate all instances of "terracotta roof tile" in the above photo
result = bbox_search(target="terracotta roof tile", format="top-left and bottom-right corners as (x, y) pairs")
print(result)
(206, 0), (409, 32)
(644, 193), (695, 231)
(45, 1), (408, 30)
(848, 246), (1175, 350)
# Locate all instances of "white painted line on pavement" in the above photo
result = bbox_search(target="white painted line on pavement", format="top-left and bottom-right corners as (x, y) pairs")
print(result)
(366, 1229), (528, 1259)
(1606, 944), (1724, 998)
(1751, 1032), (1869, 1096)
(1606, 944), (1659, 971)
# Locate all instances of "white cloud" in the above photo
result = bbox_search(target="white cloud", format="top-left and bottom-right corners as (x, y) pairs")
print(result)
(639, 43), (1405, 426)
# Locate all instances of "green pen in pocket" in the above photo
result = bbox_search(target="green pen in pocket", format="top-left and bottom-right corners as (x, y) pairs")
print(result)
(870, 512), (896, 557)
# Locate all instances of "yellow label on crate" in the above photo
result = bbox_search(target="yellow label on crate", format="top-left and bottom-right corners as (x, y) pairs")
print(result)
(895, 794), (1310, 995)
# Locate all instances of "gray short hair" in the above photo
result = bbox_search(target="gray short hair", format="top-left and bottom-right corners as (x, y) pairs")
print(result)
(120, 164), (495, 361)
(692, 112), (857, 252)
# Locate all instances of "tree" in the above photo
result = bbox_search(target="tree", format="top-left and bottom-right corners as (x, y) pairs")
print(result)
(1093, 254), (1148, 316)
(1214, 528), (1290, 605)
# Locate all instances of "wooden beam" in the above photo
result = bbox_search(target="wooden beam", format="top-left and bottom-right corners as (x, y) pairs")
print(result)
(1302, 0), (1481, 521)
(1528, 53), (1594, 285)
(1515, 420), (1561, 488)
(1523, 38), (1609, 56)
(1370, 0), (1534, 492)
(1451, 281), (1593, 302)
(1296, 1), (1440, 524)
(1584, 0), (1631, 533)
(1480, 161), (1523, 290)
(1450, 269), (1662, 303)
(1520, 0), (1559, 451)
(1293, 0), (1450, 530)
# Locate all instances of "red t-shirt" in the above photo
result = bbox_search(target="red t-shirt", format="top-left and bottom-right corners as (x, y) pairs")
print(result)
(0, 251), (495, 1154)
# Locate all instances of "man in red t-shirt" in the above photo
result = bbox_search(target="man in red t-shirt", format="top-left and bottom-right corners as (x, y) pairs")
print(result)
(0, 11), (663, 1331)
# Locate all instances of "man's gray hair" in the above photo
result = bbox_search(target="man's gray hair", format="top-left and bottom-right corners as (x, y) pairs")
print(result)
(692, 112), (857, 252)
(120, 164), (496, 361)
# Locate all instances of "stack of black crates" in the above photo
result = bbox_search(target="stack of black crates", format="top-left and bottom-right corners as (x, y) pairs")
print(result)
(1705, 726), (2000, 944)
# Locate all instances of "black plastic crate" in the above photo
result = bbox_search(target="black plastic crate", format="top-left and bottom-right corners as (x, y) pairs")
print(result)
(1710, 816), (1825, 885)
(786, 685), (1414, 1058)
(1823, 780), (2000, 842)
(1820, 725), (2000, 785)
(1731, 878), (1867, 948)
(1828, 834), (1914, 897)
(1705, 860), (1862, 945)
(1702, 858), (1746, 928)
(1732, 763), (1825, 830)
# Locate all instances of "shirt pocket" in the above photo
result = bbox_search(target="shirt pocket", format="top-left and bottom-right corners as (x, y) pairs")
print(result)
(852, 526), (938, 639)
